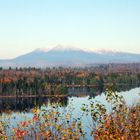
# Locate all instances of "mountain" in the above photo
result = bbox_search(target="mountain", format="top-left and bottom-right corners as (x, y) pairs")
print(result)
(1, 45), (140, 67)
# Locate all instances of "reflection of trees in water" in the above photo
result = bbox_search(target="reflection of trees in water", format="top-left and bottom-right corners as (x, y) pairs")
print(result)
(0, 84), (139, 113)
(111, 84), (139, 92)
(49, 96), (68, 107)
(0, 96), (69, 113)
(68, 85), (104, 98)
(68, 84), (139, 98)
(0, 97), (40, 113)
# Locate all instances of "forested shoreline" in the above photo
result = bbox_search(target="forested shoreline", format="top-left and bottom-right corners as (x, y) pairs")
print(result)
(0, 64), (140, 96)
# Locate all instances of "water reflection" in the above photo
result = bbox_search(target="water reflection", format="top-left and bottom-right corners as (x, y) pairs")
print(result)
(0, 85), (139, 113)
(0, 96), (69, 113)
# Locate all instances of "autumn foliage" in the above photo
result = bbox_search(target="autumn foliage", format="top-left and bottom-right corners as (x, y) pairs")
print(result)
(0, 89), (140, 140)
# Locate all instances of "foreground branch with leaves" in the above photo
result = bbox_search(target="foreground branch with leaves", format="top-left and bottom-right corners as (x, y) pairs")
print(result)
(83, 87), (140, 140)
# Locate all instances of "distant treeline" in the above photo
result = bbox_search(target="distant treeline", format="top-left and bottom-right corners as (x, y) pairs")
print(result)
(0, 65), (140, 96)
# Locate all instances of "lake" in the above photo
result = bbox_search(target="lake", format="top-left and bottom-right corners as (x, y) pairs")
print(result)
(0, 86), (140, 140)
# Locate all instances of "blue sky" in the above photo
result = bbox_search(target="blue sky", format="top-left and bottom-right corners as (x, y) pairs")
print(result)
(0, 0), (140, 59)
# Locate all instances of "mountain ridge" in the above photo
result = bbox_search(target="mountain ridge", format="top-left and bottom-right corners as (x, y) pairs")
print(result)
(0, 45), (140, 68)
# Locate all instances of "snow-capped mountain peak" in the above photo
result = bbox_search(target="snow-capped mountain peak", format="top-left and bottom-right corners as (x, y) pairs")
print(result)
(79, 47), (119, 54)
(35, 44), (120, 54)
(35, 47), (52, 52)
(0, 45), (140, 68)
(94, 49), (120, 54)
(35, 45), (83, 53)
(50, 45), (83, 51)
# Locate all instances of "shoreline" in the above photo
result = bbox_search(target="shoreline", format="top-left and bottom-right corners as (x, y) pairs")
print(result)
(0, 84), (139, 99)
(0, 94), (68, 98)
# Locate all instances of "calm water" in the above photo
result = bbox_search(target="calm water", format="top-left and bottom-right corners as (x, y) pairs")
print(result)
(0, 86), (140, 139)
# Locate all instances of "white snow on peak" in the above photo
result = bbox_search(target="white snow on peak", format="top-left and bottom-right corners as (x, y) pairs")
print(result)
(94, 49), (119, 54)
(36, 45), (83, 52)
(35, 45), (120, 54)
(50, 45), (83, 51)
(83, 48), (119, 54)
(35, 47), (52, 52)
